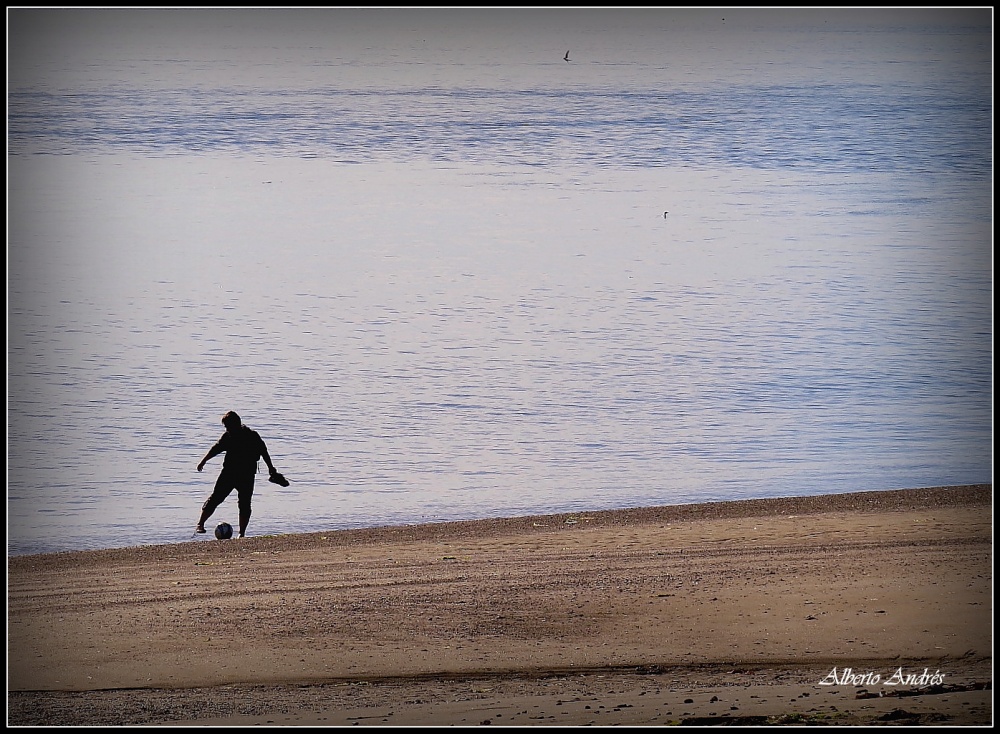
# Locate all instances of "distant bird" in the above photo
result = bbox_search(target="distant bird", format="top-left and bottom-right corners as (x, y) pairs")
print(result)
(564, 50), (570, 62)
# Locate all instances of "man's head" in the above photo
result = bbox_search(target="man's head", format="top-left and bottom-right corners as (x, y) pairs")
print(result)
(222, 411), (242, 431)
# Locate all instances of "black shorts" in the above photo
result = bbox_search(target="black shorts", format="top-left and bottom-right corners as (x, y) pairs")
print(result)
(203, 467), (256, 514)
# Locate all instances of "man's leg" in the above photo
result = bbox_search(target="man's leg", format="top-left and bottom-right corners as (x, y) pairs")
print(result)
(197, 476), (234, 532)
(196, 502), (213, 533)
(236, 477), (255, 538)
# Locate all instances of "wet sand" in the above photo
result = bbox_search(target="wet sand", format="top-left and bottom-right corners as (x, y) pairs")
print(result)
(7, 485), (993, 726)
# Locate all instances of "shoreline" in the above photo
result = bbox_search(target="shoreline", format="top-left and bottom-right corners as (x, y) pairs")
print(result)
(10, 483), (990, 563)
(8, 484), (993, 726)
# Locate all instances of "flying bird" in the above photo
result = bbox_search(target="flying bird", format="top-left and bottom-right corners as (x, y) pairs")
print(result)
(564, 50), (570, 62)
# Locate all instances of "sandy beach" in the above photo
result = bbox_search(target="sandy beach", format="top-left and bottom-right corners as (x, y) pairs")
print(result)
(7, 485), (992, 726)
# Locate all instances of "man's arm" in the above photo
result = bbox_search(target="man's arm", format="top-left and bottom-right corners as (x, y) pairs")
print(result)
(260, 440), (277, 475)
(197, 444), (222, 472)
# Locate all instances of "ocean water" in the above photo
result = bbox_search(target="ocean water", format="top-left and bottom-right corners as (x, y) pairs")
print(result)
(7, 9), (993, 556)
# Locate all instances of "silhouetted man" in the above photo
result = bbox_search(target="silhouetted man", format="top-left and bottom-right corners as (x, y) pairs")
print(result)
(196, 411), (283, 538)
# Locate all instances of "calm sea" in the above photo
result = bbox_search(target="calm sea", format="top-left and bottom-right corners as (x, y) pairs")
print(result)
(7, 9), (992, 556)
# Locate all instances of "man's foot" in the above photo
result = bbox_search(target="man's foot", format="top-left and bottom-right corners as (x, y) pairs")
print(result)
(238, 533), (245, 538)
(195, 526), (206, 534)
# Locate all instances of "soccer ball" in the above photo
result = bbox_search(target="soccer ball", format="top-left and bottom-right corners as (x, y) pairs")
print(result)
(215, 522), (233, 540)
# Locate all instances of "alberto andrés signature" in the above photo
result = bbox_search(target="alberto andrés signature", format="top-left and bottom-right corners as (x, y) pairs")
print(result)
(819, 667), (946, 687)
